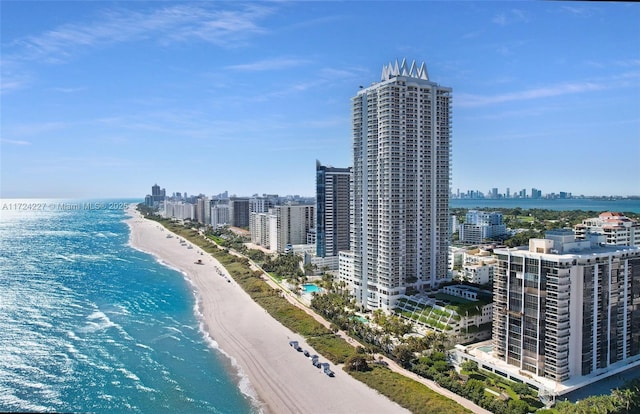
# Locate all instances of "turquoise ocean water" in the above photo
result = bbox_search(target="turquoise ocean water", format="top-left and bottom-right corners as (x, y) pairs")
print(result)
(0, 197), (637, 412)
(0, 199), (257, 413)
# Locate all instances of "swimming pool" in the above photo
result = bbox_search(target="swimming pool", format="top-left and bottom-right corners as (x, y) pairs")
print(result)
(302, 283), (321, 294)
(353, 316), (369, 324)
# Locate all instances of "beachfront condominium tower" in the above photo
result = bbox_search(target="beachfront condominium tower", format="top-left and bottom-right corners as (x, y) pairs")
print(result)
(229, 197), (250, 228)
(316, 160), (351, 258)
(493, 230), (640, 384)
(268, 204), (315, 253)
(351, 59), (452, 311)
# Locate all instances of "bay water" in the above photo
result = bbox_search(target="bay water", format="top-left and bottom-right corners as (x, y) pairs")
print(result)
(450, 197), (639, 213)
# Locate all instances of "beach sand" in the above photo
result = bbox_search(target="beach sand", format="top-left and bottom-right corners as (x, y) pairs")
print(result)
(126, 207), (409, 414)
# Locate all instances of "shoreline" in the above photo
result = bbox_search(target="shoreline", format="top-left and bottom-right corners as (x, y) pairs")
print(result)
(125, 212), (264, 412)
(125, 206), (410, 414)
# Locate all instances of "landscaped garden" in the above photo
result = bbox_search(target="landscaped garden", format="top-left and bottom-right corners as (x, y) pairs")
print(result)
(395, 297), (458, 331)
(143, 211), (472, 414)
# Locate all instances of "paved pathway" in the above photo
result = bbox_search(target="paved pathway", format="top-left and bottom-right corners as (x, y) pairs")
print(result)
(200, 233), (490, 414)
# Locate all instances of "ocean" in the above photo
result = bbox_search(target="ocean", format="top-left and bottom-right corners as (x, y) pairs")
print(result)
(1, 196), (638, 412)
(0, 199), (257, 413)
(450, 197), (640, 214)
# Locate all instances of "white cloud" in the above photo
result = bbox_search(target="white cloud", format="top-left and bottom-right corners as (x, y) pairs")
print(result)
(457, 81), (605, 107)
(0, 78), (29, 94)
(492, 9), (528, 26)
(226, 58), (310, 71)
(7, 4), (274, 64)
(6, 121), (70, 137)
(0, 138), (32, 145)
(560, 5), (599, 18)
(51, 87), (86, 93)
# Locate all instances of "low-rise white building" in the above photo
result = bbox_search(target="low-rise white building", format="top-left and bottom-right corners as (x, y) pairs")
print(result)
(460, 261), (495, 285)
(292, 244), (340, 271)
(394, 288), (493, 342)
(338, 250), (355, 292)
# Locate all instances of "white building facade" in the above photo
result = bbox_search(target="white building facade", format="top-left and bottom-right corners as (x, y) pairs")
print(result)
(351, 59), (452, 311)
(269, 205), (315, 253)
(492, 230), (640, 385)
(162, 201), (194, 221)
(250, 212), (271, 248)
(575, 211), (640, 247)
(459, 210), (507, 244)
(210, 201), (229, 228)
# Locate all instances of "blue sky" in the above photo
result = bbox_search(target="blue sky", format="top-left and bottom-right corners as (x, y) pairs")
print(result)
(1, 1), (639, 199)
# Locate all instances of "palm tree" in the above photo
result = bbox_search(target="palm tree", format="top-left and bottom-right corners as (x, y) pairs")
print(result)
(381, 335), (393, 354)
(422, 331), (437, 351)
(612, 387), (634, 412)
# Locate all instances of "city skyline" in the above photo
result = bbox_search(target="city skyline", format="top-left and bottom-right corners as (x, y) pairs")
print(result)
(2, 2), (639, 198)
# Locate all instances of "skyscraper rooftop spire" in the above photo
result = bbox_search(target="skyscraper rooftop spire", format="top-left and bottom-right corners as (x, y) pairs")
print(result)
(381, 58), (429, 81)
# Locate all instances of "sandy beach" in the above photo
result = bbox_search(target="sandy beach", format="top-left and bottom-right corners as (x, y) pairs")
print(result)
(126, 207), (409, 414)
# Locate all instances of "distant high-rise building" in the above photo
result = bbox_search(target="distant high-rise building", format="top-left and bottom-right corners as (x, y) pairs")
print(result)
(162, 200), (194, 220)
(531, 188), (542, 199)
(316, 160), (351, 258)
(249, 196), (273, 214)
(196, 196), (210, 225)
(460, 210), (507, 244)
(350, 59), (451, 311)
(268, 204), (315, 253)
(250, 212), (271, 248)
(210, 199), (229, 228)
(249, 196), (274, 243)
(229, 197), (250, 228)
(150, 183), (166, 203)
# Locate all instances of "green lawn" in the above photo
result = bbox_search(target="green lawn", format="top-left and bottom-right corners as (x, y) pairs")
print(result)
(350, 366), (471, 414)
(146, 213), (473, 413)
(461, 369), (542, 412)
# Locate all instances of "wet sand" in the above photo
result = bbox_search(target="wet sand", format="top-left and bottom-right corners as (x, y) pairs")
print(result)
(126, 207), (409, 414)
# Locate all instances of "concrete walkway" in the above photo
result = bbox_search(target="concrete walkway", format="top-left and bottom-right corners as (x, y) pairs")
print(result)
(201, 233), (491, 414)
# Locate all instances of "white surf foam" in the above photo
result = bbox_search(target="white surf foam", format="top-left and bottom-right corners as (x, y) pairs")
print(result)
(188, 282), (264, 414)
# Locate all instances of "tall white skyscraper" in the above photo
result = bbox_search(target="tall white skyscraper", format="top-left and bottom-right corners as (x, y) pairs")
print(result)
(351, 59), (452, 311)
